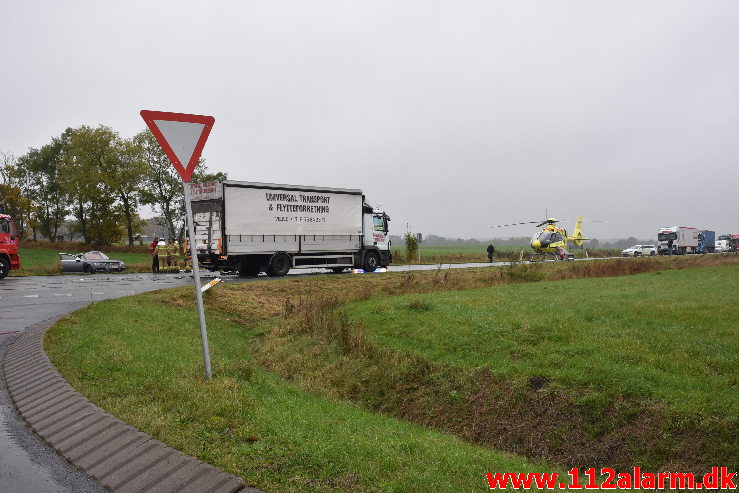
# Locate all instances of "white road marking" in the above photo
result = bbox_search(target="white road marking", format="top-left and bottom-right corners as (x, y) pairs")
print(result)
(52, 293), (72, 297)
(92, 292), (105, 295)
(117, 290), (135, 294)
(24, 295), (39, 298)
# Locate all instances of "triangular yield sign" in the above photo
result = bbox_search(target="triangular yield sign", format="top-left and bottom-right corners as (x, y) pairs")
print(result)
(140, 110), (215, 182)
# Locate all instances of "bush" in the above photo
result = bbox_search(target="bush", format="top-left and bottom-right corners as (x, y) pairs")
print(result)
(404, 233), (419, 263)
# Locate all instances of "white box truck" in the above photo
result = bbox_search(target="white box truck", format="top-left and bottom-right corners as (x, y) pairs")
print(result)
(657, 226), (699, 255)
(189, 181), (391, 276)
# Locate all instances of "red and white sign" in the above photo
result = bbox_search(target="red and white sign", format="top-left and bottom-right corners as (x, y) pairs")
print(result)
(140, 110), (215, 182)
(189, 181), (222, 200)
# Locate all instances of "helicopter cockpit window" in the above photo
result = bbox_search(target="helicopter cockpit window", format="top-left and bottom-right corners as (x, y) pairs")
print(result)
(538, 232), (563, 246)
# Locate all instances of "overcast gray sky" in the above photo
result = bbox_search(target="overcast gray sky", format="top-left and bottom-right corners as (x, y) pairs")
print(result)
(2, 1), (737, 240)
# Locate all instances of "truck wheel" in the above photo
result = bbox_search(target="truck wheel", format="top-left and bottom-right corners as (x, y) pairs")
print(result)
(363, 252), (379, 272)
(85, 265), (95, 274)
(268, 253), (291, 277)
(0, 257), (9, 279)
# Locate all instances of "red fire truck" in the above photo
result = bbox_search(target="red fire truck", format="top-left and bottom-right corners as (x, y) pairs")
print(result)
(0, 213), (21, 279)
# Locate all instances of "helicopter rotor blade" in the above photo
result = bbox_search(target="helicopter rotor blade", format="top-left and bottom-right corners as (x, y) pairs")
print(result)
(491, 221), (544, 228)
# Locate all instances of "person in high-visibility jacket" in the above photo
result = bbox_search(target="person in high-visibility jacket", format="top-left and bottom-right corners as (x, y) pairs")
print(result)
(155, 240), (169, 272)
(168, 238), (181, 272)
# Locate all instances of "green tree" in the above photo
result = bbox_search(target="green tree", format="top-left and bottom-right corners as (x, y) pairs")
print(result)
(0, 151), (34, 239)
(110, 136), (147, 245)
(59, 126), (124, 245)
(15, 132), (71, 242)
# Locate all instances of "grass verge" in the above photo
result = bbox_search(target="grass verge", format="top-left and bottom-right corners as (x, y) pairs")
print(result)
(254, 264), (738, 472)
(45, 254), (739, 490)
(46, 293), (544, 492)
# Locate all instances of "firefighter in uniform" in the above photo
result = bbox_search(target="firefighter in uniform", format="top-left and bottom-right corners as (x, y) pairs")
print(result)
(155, 239), (169, 272)
(169, 238), (180, 272)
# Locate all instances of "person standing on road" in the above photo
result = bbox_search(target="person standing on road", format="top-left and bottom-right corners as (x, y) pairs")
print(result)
(155, 239), (168, 272)
(168, 238), (180, 272)
(149, 236), (160, 273)
(487, 243), (495, 262)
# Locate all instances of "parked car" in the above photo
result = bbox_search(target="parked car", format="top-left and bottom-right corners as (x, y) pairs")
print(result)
(59, 251), (126, 274)
(621, 245), (657, 257)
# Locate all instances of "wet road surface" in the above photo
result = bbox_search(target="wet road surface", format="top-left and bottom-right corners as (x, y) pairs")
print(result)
(0, 274), (194, 492)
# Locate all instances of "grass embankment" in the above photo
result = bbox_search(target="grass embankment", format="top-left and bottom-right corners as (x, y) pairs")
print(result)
(391, 244), (620, 264)
(46, 255), (739, 490)
(11, 241), (151, 276)
(253, 260), (739, 473)
(46, 294), (543, 492)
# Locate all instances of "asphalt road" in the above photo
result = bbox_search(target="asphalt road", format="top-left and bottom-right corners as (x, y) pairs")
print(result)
(0, 258), (594, 491)
(0, 274), (194, 492)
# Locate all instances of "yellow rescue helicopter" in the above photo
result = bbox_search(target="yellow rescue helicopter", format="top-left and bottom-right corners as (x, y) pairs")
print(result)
(492, 216), (589, 261)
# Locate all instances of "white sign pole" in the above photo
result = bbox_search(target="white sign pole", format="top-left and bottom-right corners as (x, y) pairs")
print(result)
(183, 182), (212, 380)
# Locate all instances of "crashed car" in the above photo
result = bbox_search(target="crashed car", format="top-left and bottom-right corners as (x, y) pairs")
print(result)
(59, 251), (126, 274)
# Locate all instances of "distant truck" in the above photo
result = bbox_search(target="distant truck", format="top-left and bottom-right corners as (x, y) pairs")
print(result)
(657, 226), (699, 255)
(188, 181), (391, 276)
(696, 230), (715, 254)
(0, 213), (21, 279)
(716, 234), (739, 253)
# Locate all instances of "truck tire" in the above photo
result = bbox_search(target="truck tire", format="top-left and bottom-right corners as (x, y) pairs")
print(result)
(363, 251), (379, 272)
(268, 253), (291, 277)
(0, 256), (9, 279)
(85, 265), (95, 274)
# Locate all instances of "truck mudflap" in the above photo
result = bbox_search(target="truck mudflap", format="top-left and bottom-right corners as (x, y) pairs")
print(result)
(380, 249), (392, 266)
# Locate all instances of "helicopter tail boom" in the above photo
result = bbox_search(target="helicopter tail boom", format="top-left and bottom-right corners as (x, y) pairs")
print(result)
(568, 216), (590, 246)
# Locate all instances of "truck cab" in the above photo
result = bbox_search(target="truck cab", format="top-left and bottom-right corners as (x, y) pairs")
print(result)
(697, 230), (715, 254)
(0, 213), (21, 279)
(364, 206), (392, 268)
(717, 234), (739, 253)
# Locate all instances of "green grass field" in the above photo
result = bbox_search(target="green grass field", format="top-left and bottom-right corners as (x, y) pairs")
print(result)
(346, 266), (739, 416)
(46, 292), (543, 493)
(45, 256), (739, 490)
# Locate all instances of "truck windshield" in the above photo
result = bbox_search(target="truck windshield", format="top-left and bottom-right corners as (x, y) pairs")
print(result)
(0, 220), (8, 234)
(658, 232), (677, 241)
(373, 215), (388, 232)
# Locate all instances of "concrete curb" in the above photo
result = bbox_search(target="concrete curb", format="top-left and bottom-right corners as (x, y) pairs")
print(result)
(3, 327), (263, 493)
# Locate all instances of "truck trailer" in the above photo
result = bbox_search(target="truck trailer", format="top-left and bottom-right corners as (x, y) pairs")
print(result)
(697, 230), (715, 254)
(0, 213), (21, 279)
(657, 226), (699, 255)
(189, 181), (391, 276)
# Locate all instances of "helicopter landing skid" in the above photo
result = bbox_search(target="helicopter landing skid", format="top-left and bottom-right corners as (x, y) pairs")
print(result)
(529, 252), (557, 262)
(529, 252), (574, 262)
